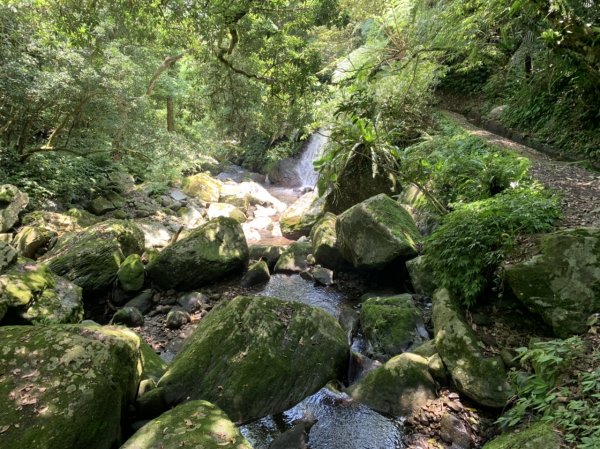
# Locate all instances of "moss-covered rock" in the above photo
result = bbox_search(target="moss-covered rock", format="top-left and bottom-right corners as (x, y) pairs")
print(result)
(406, 255), (438, 296)
(397, 183), (439, 236)
(280, 191), (326, 239)
(41, 219), (145, 292)
(118, 254), (145, 292)
(241, 260), (270, 287)
(310, 212), (345, 270)
(157, 295), (349, 422)
(182, 173), (222, 203)
(432, 289), (512, 408)
(248, 244), (284, 270)
(207, 202), (247, 223)
(347, 352), (436, 416)
(360, 294), (426, 359)
(504, 228), (600, 337)
(336, 194), (420, 270)
(89, 196), (116, 215)
(21, 209), (99, 236)
(0, 184), (29, 233)
(139, 339), (168, 382)
(0, 261), (83, 324)
(0, 241), (17, 274)
(122, 400), (252, 449)
(12, 225), (57, 259)
(0, 325), (143, 449)
(273, 242), (312, 273)
(111, 306), (144, 328)
(147, 217), (248, 290)
(482, 422), (562, 449)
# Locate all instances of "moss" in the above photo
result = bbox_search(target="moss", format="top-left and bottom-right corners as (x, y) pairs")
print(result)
(139, 339), (168, 382)
(360, 294), (424, 359)
(122, 400), (252, 449)
(182, 173), (222, 202)
(0, 324), (142, 449)
(158, 295), (349, 422)
(273, 242), (311, 273)
(248, 244), (284, 270)
(117, 254), (145, 292)
(146, 217), (248, 290)
(310, 213), (345, 270)
(483, 422), (562, 449)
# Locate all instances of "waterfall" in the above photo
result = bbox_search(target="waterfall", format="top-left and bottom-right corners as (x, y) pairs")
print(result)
(295, 130), (329, 189)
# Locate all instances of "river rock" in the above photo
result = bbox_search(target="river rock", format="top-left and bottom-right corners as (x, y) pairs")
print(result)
(504, 228), (600, 337)
(0, 184), (29, 232)
(406, 255), (437, 296)
(220, 181), (286, 212)
(12, 225), (57, 259)
(156, 295), (349, 422)
(439, 413), (472, 448)
(0, 241), (17, 274)
(482, 422), (562, 449)
(348, 352), (437, 416)
(124, 289), (154, 314)
(336, 194), (420, 269)
(249, 244), (285, 270)
(241, 260), (271, 287)
(310, 212), (345, 270)
(0, 324), (143, 449)
(135, 220), (173, 248)
(111, 306), (144, 327)
(313, 266), (334, 286)
(176, 291), (208, 313)
(324, 146), (399, 214)
(139, 339), (168, 382)
(147, 217), (248, 290)
(280, 191), (325, 239)
(432, 289), (512, 408)
(0, 261), (83, 324)
(182, 172), (222, 202)
(207, 202), (247, 223)
(41, 219), (144, 292)
(360, 294), (426, 359)
(117, 254), (145, 292)
(122, 400), (252, 449)
(274, 242), (312, 273)
(21, 208), (99, 236)
(89, 195), (117, 215)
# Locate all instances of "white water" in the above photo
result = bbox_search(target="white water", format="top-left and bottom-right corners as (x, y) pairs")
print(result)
(295, 130), (329, 188)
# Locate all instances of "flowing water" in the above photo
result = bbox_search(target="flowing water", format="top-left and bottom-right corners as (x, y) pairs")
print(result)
(295, 130), (328, 189)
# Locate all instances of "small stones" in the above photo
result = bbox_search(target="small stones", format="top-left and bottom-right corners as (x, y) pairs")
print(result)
(166, 309), (191, 329)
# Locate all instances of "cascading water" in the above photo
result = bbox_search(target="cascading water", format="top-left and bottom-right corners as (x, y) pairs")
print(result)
(295, 130), (329, 189)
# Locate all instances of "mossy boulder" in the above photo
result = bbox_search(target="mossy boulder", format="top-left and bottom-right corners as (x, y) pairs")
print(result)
(157, 295), (349, 422)
(0, 325), (143, 449)
(122, 400), (252, 449)
(280, 191), (325, 239)
(0, 261), (83, 324)
(397, 183), (439, 235)
(241, 260), (270, 287)
(147, 217), (248, 290)
(12, 225), (57, 259)
(310, 212), (345, 270)
(273, 241), (312, 273)
(89, 196), (116, 215)
(432, 289), (512, 408)
(117, 254), (145, 292)
(504, 228), (600, 337)
(0, 184), (29, 233)
(248, 244), (284, 270)
(21, 209), (99, 236)
(182, 173), (222, 203)
(482, 422), (562, 449)
(406, 255), (437, 296)
(41, 219), (144, 292)
(139, 339), (168, 382)
(360, 294), (426, 359)
(336, 194), (420, 270)
(0, 241), (17, 274)
(347, 352), (436, 416)
(207, 202), (247, 223)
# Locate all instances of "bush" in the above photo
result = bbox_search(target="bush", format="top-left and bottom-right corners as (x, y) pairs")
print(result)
(423, 185), (559, 305)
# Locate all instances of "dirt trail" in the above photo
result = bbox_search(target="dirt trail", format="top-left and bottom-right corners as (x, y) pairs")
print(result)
(444, 111), (600, 229)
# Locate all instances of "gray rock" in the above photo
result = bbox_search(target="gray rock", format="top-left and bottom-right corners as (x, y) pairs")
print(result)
(124, 289), (154, 314)
(274, 242), (312, 273)
(313, 267), (334, 286)
(241, 260), (271, 287)
(165, 309), (190, 329)
(89, 196), (116, 215)
(310, 213), (345, 270)
(112, 306), (145, 327)
(249, 244), (285, 270)
(176, 291), (208, 313)
(0, 184), (29, 233)
(439, 413), (472, 449)
(406, 255), (437, 296)
(12, 225), (57, 259)
(0, 241), (17, 274)
(280, 191), (326, 239)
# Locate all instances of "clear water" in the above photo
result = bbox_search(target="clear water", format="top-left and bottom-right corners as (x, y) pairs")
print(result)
(295, 131), (329, 189)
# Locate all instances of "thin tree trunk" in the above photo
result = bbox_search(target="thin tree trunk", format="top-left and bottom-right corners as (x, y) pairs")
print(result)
(167, 97), (175, 132)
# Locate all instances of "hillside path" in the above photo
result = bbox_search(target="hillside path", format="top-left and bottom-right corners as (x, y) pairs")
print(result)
(444, 111), (600, 229)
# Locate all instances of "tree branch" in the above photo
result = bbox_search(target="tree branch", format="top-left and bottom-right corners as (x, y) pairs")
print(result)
(146, 52), (188, 96)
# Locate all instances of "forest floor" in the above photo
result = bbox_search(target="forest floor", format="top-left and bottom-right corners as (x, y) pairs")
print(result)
(443, 111), (600, 229)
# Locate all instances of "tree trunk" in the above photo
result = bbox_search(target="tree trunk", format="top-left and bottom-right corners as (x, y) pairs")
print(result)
(525, 54), (532, 77)
(167, 97), (175, 132)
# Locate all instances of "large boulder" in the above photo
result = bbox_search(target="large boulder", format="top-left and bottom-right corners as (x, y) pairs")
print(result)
(0, 261), (83, 325)
(347, 352), (437, 416)
(157, 295), (349, 422)
(0, 241), (17, 274)
(41, 219), (144, 292)
(0, 325), (143, 449)
(0, 184), (29, 232)
(12, 225), (57, 259)
(360, 294), (427, 359)
(147, 217), (248, 290)
(220, 181), (286, 212)
(21, 208), (99, 236)
(324, 146), (399, 214)
(310, 212), (345, 270)
(504, 228), (600, 337)
(279, 191), (325, 239)
(206, 202), (247, 223)
(121, 400), (252, 449)
(432, 289), (512, 408)
(182, 173), (222, 203)
(482, 422), (562, 449)
(336, 194), (420, 269)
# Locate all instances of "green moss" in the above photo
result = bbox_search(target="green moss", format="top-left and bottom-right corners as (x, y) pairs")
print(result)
(158, 295), (349, 422)
(483, 422), (561, 449)
(280, 192), (326, 239)
(273, 242), (311, 273)
(122, 400), (252, 449)
(310, 213), (344, 270)
(139, 339), (168, 382)
(182, 173), (222, 202)
(118, 254), (145, 292)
